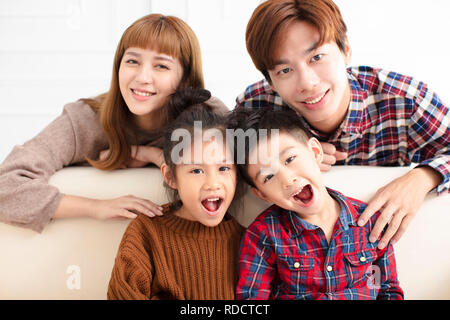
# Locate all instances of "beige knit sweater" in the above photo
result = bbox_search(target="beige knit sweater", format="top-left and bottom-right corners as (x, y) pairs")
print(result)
(107, 205), (245, 300)
(0, 97), (228, 233)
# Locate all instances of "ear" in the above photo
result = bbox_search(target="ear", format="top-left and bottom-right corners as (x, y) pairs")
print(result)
(250, 187), (272, 203)
(160, 163), (177, 189)
(307, 137), (324, 165)
(343, 35), (352, 65)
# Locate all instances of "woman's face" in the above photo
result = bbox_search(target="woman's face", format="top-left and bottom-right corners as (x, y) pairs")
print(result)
(119, 47), (183, 129)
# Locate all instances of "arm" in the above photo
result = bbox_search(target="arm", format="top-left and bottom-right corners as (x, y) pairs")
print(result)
(359, 87), (449, 248)
(0, 101), (161, 233)
(236, 223), (276, 300)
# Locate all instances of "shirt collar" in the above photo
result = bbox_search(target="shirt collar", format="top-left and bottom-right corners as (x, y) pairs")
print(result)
(285, 188), (359, 238)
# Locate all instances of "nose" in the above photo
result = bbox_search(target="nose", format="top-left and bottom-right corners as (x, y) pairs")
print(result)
(295, 65), (319, 93)
(203, 171), (222, 191)
(279, 167), (298, 189)
(135, 64), (153, 84)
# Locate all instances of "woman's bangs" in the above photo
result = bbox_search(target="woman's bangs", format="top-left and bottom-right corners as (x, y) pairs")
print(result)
(123, 22), (181, 60)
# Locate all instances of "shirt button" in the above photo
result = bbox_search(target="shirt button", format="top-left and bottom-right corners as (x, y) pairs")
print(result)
(326, 265), (333, 272)
(360, 256), (367, 262)
(294, 262), (300, 269)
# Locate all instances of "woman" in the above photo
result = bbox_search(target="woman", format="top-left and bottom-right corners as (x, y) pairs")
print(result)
(0, 14), (227, 233)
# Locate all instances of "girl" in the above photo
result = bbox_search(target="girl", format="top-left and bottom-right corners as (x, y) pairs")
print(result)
(0, 14), (227, 233)
(107, 89), (245, 300)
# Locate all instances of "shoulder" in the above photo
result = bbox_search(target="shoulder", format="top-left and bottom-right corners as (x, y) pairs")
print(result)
(235, 79), (286, 109)
(331, 188), (381, 231)
(245, 205), (285, 238)
(349, 65), (431, 101)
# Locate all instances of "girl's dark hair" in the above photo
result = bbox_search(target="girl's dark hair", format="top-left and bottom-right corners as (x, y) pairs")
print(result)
(227, 105), (312, 188)
(162, 88), (245, 211)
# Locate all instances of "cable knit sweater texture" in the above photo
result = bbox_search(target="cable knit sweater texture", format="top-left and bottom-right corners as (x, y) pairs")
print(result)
(0, 97), (228, 233)
(107, 205), (245, 300)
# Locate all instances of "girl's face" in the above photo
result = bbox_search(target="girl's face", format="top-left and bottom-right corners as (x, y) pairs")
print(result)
(164, 138), (237, 227)
(119, 47), (183, 130)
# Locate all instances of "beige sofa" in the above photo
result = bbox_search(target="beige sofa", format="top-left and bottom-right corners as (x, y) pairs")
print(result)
(0, 165), (448, 300)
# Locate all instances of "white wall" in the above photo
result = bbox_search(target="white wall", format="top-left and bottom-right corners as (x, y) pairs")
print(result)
(1, 0), (449, 162)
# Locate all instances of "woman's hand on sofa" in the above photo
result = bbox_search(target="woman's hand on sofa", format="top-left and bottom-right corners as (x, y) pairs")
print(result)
(93, 195), (164, 219)
(53, 194), (164, 221)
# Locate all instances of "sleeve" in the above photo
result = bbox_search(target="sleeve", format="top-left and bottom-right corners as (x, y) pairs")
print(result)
(0, 101), (106, 233)
(236, 221), (276, 300)
(107, 223), (154, 300)
(408, 83), (450, 194)
(375, 244), (404, 300)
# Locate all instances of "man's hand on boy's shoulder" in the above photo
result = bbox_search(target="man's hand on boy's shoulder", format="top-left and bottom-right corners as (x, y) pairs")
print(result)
(357, 166), (443, 250)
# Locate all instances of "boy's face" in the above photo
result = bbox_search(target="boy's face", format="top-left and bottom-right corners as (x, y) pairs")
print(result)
(247, 131), (328, 217)
(267, 20), (351, 134)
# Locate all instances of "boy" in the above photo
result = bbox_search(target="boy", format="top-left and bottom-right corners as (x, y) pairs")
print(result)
(228, 106), (404, 299)
(236, 0), (449, 250)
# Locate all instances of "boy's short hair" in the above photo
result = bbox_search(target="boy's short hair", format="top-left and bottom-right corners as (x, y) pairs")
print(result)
(246, 0), (347, 82)
(227, 106), (312, 188)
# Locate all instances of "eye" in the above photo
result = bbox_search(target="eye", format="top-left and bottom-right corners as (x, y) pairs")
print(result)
(125, 59), (138, 65)
(191, 168), (203, 174)
(277, 67), (291, 75)
(285, 156), (296, 165)
(263, 174), (274, 183)
(219, 166), (230, 172)
(311, 54), (323, 62)
(155, 64), (169, 70)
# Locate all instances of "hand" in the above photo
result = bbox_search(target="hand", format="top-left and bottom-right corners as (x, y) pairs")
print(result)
(319, 142), (348, 172)
(358, 167), (442, 249)
(92, 195), (164, 220)
(99, 145), (165, 168)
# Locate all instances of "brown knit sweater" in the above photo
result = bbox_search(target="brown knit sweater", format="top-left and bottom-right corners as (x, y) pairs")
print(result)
(107, 205), (245, 300)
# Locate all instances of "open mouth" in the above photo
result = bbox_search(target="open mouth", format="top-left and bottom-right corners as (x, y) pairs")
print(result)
(201, 197), (224, 216)
(292, 184), (314, 207)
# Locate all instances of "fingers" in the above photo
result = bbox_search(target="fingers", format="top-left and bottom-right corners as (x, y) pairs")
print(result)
(377, 210), (404, 249)
(368, 203), (397, 247)
(334, 150), (348, 161)
(358, 194), (385, 227)
(321, 142), (336, 155)
(124, 195), (164, 217)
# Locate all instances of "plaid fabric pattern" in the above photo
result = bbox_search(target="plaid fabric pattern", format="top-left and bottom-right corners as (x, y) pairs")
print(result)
(236, 188), (404, 300)
(235, 66), (450, 194)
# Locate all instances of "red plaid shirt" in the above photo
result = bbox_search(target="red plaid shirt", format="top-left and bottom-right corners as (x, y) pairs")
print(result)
(236, 66), (450, 194)
(236, 188), (404, 300)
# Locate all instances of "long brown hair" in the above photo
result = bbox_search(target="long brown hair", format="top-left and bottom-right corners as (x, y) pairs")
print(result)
(85, 14), (204, 170)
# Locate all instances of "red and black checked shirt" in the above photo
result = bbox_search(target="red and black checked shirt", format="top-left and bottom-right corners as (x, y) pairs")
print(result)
(235, 66), (450, 194)
(236, 188), (404, 300)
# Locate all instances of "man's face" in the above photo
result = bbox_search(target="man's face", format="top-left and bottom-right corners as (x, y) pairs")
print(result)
(268, 21), (352, 134)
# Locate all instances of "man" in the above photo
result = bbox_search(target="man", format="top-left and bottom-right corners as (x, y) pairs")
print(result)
(236, 0), (449, 249)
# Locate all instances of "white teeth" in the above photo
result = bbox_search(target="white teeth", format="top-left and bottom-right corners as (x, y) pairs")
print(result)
(133, 89), (152, 97)
(207, 197), (220, 202)
(304, 92), (326, 104)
